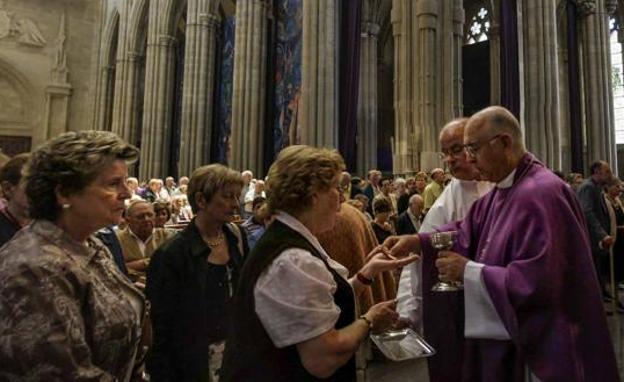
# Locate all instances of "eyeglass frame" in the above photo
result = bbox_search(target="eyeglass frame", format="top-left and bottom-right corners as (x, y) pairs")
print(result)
(437, 144), (466, 160)
(463, 134), (504, 158)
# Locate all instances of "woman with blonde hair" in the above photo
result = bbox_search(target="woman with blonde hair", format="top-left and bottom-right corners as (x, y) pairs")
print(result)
(0, 131), (147, 381)
(221, 145), (417, 381)
(146, 164), (248, 382)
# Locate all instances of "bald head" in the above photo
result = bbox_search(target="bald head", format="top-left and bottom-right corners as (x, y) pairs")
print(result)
(464, 106), (526, 183)
(408, 194), (424, 216)
(440, 118), (469, 140)
(466, 106), (525, 152)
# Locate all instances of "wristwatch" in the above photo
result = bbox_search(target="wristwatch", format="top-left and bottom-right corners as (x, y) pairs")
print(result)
(359, 314), (373, 332)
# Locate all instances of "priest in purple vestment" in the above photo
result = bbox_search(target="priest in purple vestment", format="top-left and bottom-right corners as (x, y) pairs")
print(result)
(386, 106), (619, 381)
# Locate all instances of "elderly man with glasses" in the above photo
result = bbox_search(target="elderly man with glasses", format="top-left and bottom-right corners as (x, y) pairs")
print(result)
(388, 106), (618, 381)
(396, 117), (493, 382)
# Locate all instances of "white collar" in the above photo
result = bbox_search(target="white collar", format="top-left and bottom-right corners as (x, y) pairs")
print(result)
(275, 211), (331, 260)
(496, 169), (517, 189)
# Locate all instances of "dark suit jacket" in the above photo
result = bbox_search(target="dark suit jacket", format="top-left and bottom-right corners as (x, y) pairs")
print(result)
(363, 184), (377, 215)
(396, 211), (418, 235)
(146, 221), (248, 382)
(577, 178), (610, 256)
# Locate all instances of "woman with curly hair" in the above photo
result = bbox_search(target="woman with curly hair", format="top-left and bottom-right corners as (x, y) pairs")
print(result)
(0, 131), (148, 381)
(221, 145), (417, 381)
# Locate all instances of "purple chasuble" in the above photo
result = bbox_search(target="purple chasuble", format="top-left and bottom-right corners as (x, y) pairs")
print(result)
(420, 154), (619, 382)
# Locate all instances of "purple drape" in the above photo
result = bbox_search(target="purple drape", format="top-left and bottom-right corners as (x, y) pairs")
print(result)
(500, 0), (520, 119)
(567, 0), (583, 173)
(339, 0), (362, 172)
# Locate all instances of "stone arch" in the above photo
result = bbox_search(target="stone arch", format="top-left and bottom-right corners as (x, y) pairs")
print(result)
(94, 9), (119, 131)
(127, 0), (149, 54)
(0, 58), (38, 142)
(101, 10), (120, 67)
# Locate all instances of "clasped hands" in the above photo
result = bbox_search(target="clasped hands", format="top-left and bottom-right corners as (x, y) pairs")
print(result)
(382, 235), (468, 283)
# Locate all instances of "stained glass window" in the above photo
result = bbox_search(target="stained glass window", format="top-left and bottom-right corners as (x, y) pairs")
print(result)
(465, 7), (490, 45)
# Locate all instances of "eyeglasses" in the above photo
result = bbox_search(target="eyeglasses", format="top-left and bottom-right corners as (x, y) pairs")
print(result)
(438, 145), (466, 160)
(464, 134), (503, 158)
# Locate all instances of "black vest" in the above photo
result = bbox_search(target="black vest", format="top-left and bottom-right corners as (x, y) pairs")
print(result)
(221, 220), (356, 381)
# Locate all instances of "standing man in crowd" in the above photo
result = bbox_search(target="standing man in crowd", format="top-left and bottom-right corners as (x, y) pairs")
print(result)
(422, 168), (445, 213)
(363, 169), (382, 214)
(117, 200), (172, 282)
(396, 194), (423, 235)
(577, 160), (614, 300)
(388, 106), (618, 381)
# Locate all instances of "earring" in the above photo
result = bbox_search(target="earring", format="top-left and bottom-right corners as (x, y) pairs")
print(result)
(62, 203), (71, 209)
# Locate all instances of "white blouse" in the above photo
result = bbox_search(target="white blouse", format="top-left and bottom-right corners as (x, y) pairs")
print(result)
(254, 212), (350, 348)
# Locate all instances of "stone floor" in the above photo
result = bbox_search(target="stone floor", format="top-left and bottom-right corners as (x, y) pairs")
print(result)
(367, 290), (624, 381)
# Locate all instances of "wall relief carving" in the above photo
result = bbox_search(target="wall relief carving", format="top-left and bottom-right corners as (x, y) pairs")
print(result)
(0, 76), (25, 123)
(0, 0), (47, 47)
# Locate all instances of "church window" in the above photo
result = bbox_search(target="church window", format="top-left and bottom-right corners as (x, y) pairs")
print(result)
(610, 16), (624, 143)
(465, 6), (490, 45)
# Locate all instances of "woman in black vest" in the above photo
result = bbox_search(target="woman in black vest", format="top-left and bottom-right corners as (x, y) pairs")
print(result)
(222, 145), (418, 381)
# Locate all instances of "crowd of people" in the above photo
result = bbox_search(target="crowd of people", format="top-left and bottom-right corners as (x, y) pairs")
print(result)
(0, 105), (621, 381)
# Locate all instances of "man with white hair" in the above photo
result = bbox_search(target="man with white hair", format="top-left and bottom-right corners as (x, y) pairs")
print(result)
(389, 107), (618, 381)
(396, 118), (493, 382)
(240, 170), (254, 217)
(396, 194), (423, 235)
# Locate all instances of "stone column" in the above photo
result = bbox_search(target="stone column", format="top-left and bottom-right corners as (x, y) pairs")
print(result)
(44, 13), (72, 139)
(576, 0), (617, 166)
(414, 0), (440, 171)
(301, 0), (338, 147)
(94, 66), (115, 131)
(489, 1), (501, 105)
(110, 0), (134, 142)
(179, 0), (220, 176)
(520, 0), (562, 169)
(392, 0), (417, 174)
(140, 0), (177, 179)
(356, 20), (379, 176)
(230, 0), (269, 175)
(451, 0), (464, 118)
(392, 0), (461, 173)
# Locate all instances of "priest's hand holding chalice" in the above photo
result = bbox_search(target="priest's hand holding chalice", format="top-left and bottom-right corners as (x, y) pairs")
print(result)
(384, 232), (469, 292)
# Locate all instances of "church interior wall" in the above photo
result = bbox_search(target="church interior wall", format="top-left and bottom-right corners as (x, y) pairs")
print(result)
(0, 0), (620, 179)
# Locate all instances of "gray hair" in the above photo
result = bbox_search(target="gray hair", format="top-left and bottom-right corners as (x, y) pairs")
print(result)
(25, 130), (139, 221)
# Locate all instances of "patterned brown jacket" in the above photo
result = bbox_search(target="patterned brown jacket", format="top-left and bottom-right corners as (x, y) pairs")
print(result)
(0, 220), (145, 381)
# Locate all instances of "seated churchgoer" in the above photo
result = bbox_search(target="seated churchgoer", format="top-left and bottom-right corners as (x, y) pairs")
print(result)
(143, 179), (160, 202)
(0, 131), (148, 380)
(153, 200), (172, 228)
(146, 164), (248, 382)
(241, 196), (270, 250)
(116, 200), (172, 281)
(221, 145), (417, 381)
(0, 153), (31, 246)
(170, 194), (193, 223)
(125, 176), (143, 205)
(371, 196), (395, 244)
(243, 179), (266, 216)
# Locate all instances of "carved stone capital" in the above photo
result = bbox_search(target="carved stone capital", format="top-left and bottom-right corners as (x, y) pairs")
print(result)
(573, 0), (596, 16)
(199, 13), (220, 29)
(157, 35), (176, 47)
(361, 22), (380, 38)
(605, 0), (617, 14)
